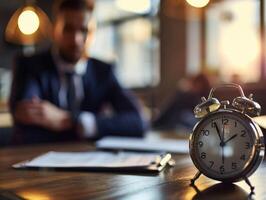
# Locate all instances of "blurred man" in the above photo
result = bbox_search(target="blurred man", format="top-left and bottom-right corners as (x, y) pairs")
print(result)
(9, 0), (146, 144)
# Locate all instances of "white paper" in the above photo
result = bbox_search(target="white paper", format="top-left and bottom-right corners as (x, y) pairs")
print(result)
(253, 115), (266, 129)
(13, 151), (161, 168)
(96, 137), (189, 153)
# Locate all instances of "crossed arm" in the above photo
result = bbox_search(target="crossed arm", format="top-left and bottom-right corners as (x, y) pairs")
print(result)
(11, 63), (146, 138)
(14, 97), (73, 132)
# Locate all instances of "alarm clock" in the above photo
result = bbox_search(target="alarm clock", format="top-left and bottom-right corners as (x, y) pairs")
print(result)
(189, 84), (264, 190)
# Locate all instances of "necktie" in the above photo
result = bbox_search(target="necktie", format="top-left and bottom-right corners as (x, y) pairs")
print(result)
(65, 72), (78, 114)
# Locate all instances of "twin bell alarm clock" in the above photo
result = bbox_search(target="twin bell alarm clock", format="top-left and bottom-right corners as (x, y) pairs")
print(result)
(189, 84), (264, 190)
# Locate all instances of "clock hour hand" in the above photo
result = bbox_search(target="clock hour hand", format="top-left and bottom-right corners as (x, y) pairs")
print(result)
(224, 134), (238, 145)
(214, 122), (223, 142)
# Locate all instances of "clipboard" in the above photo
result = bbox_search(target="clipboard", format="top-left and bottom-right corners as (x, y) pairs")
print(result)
(13, 151), (173, 173)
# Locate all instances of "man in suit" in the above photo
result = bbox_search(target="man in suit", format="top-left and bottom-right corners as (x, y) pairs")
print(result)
(9, 0), (147, 144)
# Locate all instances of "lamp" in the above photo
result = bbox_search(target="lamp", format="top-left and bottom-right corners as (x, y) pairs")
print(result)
(115, 0), (151, 14)
(5, 0), (52, 46)
(186, 0), (210, 8)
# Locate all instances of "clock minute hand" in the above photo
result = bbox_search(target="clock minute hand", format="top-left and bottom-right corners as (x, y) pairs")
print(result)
(214, 122), (223, 142)
(224, 134), (238, 145)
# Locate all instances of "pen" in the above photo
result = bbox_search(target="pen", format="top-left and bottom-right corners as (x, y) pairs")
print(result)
(159, 153), (172, 166)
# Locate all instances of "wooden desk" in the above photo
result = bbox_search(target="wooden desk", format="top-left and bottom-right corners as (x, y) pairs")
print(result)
(0, 100), (12, 128)
(0, 112), (12, 128)
(0, 142), (264, 200)
(0, 101), (8, 113)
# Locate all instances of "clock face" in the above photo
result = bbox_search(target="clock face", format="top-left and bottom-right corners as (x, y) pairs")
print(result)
(191, 111), (256, 181)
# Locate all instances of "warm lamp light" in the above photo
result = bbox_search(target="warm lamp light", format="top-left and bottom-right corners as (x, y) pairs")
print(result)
(186, 0), (210, 8)
(115, 0), (151, 14)
(18, 191), (51, 200)
(5, 4), (52, 45)
(18, 8), (40, 35)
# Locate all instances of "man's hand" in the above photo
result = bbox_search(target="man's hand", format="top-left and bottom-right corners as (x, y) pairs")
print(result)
(15, 98), (73, 132)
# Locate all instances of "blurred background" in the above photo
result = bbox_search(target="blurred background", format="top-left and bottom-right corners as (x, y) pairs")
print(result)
(1, 0), (266, 143)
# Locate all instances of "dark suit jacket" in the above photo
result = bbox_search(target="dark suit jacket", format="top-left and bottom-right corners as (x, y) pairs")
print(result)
(9, 50), (146, 144)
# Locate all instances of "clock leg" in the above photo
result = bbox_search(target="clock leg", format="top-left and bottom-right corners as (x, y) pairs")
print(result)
(190, 182), (201, 194)
(190, 171), (202, 185)
(244, 177), (255, 191)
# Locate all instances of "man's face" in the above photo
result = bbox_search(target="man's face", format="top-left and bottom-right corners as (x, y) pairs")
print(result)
(53, 9), (92, 63)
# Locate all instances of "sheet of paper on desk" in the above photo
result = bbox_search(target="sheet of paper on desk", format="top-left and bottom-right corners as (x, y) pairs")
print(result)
(96, 137), (189, 153)
(13, 151), (163, 169)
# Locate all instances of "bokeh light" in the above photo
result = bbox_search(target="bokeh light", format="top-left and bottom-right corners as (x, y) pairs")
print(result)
(18, 7), (40, 35)
(186, 0), (210, 8)
(115, 0), (151, 14)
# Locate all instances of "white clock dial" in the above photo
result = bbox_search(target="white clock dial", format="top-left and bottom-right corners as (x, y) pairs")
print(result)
(192, 112), (256, 180)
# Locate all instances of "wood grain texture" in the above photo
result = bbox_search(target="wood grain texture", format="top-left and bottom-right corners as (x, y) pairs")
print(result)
(0, 141), (263, 200)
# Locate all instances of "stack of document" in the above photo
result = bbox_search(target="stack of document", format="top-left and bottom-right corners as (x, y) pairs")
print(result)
(13, 137), (189, 173)
(96, 136), (189, 153)
(13, 151), (172, 172)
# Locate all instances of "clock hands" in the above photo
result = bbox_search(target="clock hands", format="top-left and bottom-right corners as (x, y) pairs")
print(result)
(217, 122), (238, 164)
(223, 134), (238, 145)
(222, 122), (225, 145)
(213, 121), (226, 163)
(221, 133), (238, 164)
(214, 122), (223, 142)
(213, 120), (239, 164)
(222, 124), (225, 164)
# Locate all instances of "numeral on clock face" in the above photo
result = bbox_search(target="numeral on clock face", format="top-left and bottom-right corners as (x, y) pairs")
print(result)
(222, 118), (229, 125)
(241, 130), (246, 137)
(209, 161), (214, 168)
(201, 152), (206, 159)
(201, 130), (209, 136)
(232, 162), (237, 170)
(198, 141), (203, 147)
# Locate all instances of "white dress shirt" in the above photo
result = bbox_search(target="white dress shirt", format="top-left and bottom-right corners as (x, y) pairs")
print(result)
(52, 53), (97, 138)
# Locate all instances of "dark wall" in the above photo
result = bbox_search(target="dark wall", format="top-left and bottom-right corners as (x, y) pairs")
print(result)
(155, 0), (187, 108)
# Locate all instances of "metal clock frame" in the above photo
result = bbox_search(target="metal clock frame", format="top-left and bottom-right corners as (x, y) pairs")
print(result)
(189, 84), (265, 190)
(190, 109), (264, 189)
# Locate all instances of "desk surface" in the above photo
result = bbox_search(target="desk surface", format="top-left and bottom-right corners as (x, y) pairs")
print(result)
(0, 112), (12, 128)
(0, 142), (265, 200)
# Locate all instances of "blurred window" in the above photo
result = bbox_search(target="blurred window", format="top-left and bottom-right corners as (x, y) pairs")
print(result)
(186, 8), (201, 75)
(207, 0), (260, 83)
(0, 69), (11, 101)
(187, 0), (260, 84)
(88, 0), (160, 88)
